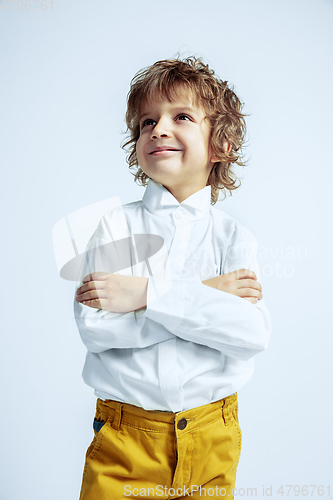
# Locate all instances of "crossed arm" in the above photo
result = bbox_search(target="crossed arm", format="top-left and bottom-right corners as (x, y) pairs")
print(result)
(75, 269), (264, 313)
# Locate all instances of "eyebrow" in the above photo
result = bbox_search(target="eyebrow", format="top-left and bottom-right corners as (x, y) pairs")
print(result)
(139, 107), (199, 122)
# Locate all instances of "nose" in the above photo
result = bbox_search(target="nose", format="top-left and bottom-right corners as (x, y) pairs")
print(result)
(150, 118), (172, 140)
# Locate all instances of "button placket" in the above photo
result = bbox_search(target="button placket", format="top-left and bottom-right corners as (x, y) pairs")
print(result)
(169, 224), (192, 276)
(158, 340), (182, 411)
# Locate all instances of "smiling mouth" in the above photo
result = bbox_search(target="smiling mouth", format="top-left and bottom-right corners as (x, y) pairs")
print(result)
(150, 149), (180, 155)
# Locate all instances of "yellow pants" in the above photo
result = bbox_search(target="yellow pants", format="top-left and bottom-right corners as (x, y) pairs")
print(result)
(79, 394), (242, 499)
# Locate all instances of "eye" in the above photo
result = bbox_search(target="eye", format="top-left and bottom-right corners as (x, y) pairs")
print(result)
(141, 118), (156, 129)
(140, 113), (192, 130)
(176, 114), (191, 121)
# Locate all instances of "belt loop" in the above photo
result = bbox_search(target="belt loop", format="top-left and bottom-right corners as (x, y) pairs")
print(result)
(111, 402), (123, 430)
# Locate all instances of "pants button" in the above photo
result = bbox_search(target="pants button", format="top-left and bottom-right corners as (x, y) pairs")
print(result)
(177, 418), (187, 430)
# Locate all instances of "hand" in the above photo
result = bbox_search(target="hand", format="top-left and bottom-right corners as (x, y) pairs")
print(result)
(75, 272), (149, 313)
(202, 268), (263, 304)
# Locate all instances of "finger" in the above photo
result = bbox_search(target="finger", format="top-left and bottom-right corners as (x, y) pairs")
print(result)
(76, 280), (105, 295)
(235, 288), (263, 299)
(76, 289), (106, 302)
(243, 297), (258, 304)
(236, 279), (262, 292)
(82, 272), (109, 283)
(81, 298), (113, 312)
(231, 268), (257, 281)
(80, 298), (102, 309)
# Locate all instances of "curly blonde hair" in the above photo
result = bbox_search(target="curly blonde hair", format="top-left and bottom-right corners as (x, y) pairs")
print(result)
(121, 56), (247, 205)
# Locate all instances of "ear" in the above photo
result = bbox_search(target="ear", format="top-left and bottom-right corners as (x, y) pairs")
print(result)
(210, 139), (231, 162)
(223, 138), (231, 153)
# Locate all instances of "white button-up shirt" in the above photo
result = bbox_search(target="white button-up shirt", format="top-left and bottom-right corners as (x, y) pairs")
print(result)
(74, 178), (271, 412)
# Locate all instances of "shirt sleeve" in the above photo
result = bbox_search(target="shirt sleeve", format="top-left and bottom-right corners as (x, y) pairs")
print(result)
(142, 223), (272, 361)
(73, 210), (174, 353)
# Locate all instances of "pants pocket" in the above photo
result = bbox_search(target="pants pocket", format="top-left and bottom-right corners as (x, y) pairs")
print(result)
(222, 398), (242, 458)
(93, 418), (106, 433)
(85, 418), (106, 461)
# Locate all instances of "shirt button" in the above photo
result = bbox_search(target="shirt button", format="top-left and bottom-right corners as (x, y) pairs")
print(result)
(177, 418), (187, 430)
(175, 213), (182, 219)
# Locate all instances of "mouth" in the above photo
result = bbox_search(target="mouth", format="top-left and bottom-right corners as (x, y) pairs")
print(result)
(149, 148), (180, 155)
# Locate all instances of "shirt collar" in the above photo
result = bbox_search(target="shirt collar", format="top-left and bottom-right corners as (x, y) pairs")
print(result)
(142, 178), (212, 222)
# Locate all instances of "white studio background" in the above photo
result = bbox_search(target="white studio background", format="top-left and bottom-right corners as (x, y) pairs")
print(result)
(1, 0), (332, 499)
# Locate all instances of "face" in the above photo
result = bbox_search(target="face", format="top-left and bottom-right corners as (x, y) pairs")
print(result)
(136, 86), (218, 203)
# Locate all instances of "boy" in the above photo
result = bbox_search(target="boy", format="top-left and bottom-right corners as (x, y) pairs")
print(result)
(74, 56), (271, 499)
